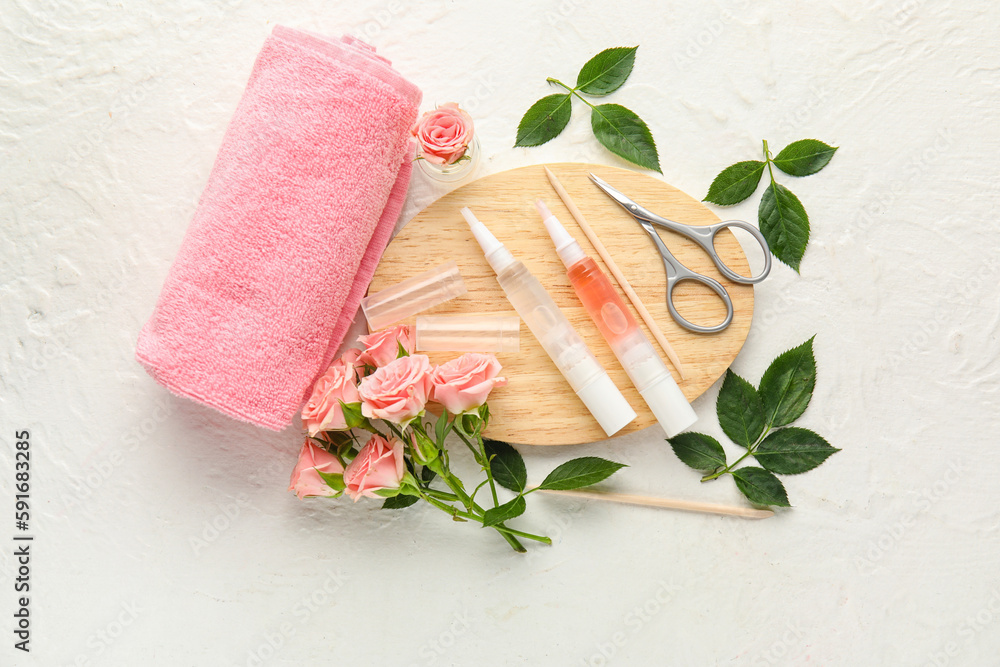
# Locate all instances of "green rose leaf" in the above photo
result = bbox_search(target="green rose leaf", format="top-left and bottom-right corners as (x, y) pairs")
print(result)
(539, 457), (627, 491)
(717, 370), (766, 449)
(704, 160), (766, 206)
(731, 467), (790, 507)
(434, 410), (450, 444)
(317, 471), (346, 493)
(759, 337), (817, 428)
(515, 93), (572, 147)
(754, 427), (839, 475)
(338, 400), (366, 429)
(484, 438), (527, 494)
(461, 413), (481, 434)
(773, 139), (838, 177)
(420, 465), (436, 484)
(396, 341), (410, 358)
(382, 495), (419, 510)
(667, 432), (728, 472)
(483, 495), (526, 528)
(576, 46), (638, 96)
(759, 182), (810, 272)
(590, 103), (661, 173)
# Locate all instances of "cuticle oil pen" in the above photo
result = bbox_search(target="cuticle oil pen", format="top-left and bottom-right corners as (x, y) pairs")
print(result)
(461, 207), (635, 437)
(535, 199), (697, 437)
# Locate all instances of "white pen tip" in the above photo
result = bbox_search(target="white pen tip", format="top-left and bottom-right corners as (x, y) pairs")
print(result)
(534, 199), (552, 220)
(460, 206), (478, 227)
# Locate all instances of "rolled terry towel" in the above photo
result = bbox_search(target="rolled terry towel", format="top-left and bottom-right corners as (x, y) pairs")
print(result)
(136, 26), (421, 430)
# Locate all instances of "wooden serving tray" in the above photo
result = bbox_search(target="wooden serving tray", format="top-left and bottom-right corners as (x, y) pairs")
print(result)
(368, 163), (754, 445)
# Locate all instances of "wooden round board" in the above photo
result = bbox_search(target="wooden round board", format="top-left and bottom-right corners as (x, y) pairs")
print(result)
(368, 163), (754, 445)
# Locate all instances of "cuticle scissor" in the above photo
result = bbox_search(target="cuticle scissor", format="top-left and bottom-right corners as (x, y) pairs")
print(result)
(589, 173), (771, 334)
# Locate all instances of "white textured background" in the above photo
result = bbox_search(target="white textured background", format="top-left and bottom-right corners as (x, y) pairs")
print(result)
(2, 1), (999, 665)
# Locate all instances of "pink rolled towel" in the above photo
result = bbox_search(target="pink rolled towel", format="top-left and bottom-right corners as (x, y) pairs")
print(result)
(136, 26), (421, 430)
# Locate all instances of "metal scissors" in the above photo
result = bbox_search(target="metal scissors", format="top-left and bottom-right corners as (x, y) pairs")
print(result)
(589, 173), (771, 334)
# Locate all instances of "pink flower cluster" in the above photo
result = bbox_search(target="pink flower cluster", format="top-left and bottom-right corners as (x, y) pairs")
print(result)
(289, 324), (507, 502)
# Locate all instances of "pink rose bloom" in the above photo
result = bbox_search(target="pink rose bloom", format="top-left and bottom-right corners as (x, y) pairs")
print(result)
(301, 356), (361, 435)
(431, 353), (507, 415)
(358, 325), (414, 368)
(358, 354), (433, 424)
(343, 434), (405, 501)
(411, 103), (474, 165)
(288, 439), (344, 499)
(341, 347), (363, 365)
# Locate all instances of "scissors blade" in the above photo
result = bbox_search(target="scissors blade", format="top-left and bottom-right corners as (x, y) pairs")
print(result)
(588, 173), (662, 224)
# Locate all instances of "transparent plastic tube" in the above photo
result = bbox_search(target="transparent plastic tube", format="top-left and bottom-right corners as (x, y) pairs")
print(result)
(361, 261), (467, 332)
(537, 199), (697, 437)
(416, 315), (521, 353)
(461, 207), (635, 436)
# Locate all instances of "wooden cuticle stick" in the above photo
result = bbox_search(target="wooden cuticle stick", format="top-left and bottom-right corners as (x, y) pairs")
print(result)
(534, 487), (774, 519)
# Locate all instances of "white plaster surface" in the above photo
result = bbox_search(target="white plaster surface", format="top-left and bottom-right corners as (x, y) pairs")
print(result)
(2, 1), (1000, 665)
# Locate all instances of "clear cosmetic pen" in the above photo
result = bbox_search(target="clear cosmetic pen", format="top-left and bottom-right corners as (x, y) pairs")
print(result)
(461, 207), (635, 436)
(536, 200), (697, 437)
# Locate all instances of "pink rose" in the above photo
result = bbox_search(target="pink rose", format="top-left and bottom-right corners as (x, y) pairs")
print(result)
(431, 353), (507, 415)
(358, 325), (414, 368)
(288, 439), (344, 499)
(301, 356), (361, 435)
(341, 347), (362, 365)
(411, 103), (474, 165)
(343, 434), (405, 501)
(358, 354), (433, 424)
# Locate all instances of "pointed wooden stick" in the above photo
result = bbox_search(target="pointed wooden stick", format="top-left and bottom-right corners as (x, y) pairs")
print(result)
(535, 487), (774, 519)
(544, 167), (686, 380)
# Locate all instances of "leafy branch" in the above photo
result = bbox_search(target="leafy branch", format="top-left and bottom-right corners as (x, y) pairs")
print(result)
(667, 337), (839, 507)
(371, 405), (625, 551)
(514, 46), (661, 173)
(704, 139), (838, 272)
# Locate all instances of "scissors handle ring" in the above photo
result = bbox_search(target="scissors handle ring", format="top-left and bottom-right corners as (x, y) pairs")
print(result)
(666, 268), (734, 335)
(702, 220), (772, 285)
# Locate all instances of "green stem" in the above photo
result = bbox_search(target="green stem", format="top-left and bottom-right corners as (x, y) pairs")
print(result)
(546, 77), (598, 110)
(418, 492), (547, 546)
(424, 488), (460, 502)
(470, 478), (490, 505)
(456, 426), (500, 508)
(701, 449), (752, 482)
(434, 450), (527, 553)
(499, 527), (552, 545)
(700, 425), (775, 482)
(763, 139), (776, 186)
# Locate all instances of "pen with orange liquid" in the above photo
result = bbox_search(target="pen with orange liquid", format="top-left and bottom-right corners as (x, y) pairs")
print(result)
(535, 199), (697, 437)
